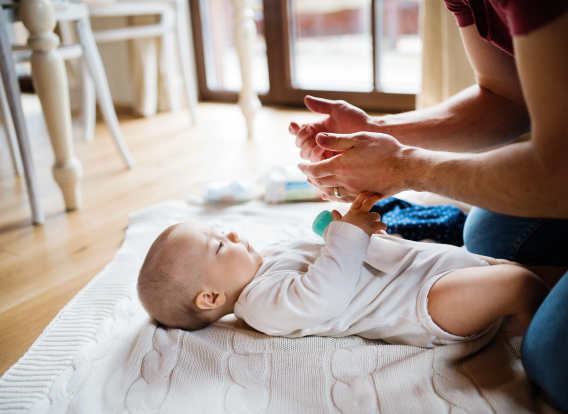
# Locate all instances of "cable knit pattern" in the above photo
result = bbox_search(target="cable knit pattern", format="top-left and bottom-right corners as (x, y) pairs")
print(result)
(0, 199), (558, 413)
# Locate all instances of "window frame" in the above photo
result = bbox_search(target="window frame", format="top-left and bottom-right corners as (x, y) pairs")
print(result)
(189, 0), (417, 112)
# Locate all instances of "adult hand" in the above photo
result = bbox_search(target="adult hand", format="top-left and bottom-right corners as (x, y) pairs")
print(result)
(289, 96), (375, 162)
(298, 131), (412, 203)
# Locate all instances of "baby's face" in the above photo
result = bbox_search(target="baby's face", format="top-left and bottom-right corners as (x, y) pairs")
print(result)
(177, 222), (263, 299)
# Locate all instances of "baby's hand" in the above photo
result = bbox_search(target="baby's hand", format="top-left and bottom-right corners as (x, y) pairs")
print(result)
(331, 193), (387, 236)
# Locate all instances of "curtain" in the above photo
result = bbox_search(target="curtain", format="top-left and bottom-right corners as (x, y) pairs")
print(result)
(416, 0), (476, 109)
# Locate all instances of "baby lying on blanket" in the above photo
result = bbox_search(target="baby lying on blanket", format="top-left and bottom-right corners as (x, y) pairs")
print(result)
(137, 193), (549, 348)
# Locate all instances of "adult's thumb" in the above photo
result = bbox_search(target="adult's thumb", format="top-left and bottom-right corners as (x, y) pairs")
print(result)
(316, 133), (357, 151)
(304, 95), (338, 115)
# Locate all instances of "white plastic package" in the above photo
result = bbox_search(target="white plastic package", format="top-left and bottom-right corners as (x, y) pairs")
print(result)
(263, 165), (321, 203)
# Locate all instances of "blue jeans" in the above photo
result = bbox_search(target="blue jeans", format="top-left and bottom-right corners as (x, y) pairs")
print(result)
(463, 207), (568, 266)
(521, 271), (568, 411)
(464, 207), (568, 410)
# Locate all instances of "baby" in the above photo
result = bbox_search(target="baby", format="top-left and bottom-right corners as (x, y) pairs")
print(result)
(137, 193), (550, 347)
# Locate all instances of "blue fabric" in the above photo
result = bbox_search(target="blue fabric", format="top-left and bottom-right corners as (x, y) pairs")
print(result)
(521, 271), (568, 411)
(464, 207), (568, 266)
(370, 198), (467, 246)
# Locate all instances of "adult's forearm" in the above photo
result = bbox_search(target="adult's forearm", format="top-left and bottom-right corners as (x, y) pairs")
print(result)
(370, 85), (530, 153)
(405, 139), (568, 218)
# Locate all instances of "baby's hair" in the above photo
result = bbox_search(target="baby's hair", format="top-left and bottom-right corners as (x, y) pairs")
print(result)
(137, 224), (216, 331)
(137, 268), (212, 331)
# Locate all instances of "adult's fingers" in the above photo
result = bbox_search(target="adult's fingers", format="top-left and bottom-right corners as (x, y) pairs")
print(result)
(318, 184), (359, 202)
(304, 95), (339, 115)
(323, 149), (336, 160)
(315, 133), (359, 152)
(298, 158), (338, 179)
(310, 145), (326, 163)
(289, 122), (300, 135)
(300, 139), (318, 160)
(295, 125), (315, 148)
(308, 175), (340, 188)
(321, 192), (356, 203)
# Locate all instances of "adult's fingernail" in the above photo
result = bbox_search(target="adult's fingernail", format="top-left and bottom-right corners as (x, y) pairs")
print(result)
(317, 133), (327, 144)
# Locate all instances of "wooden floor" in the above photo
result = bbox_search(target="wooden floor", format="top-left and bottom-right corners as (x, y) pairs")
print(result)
(0, 99), (323, 375)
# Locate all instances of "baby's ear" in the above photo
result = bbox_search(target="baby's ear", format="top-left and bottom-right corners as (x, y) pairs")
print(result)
(196, 290), (226, 310)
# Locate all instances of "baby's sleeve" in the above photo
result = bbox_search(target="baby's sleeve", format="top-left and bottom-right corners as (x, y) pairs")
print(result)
(236, 221), (370, 335)
(365, 235), (417, 276)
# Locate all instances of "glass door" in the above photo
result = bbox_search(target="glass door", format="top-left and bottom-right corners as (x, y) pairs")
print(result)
(190, 0), (422, 112)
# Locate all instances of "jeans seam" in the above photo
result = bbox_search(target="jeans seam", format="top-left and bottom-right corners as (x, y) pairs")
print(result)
(508, 219), (547, 261)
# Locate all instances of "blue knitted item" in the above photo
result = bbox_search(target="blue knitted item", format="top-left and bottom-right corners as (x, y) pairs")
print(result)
(370, 198), (467, 246)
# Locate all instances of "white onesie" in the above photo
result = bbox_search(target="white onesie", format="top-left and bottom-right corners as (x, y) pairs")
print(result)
(234, 221), (493, 348)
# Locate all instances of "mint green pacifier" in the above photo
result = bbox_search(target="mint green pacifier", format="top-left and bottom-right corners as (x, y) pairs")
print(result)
(312, 210), (335, 237)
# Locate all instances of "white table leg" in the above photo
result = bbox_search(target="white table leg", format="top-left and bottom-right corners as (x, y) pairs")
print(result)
(233, 0), (260, 139)
(20, 0), (83, 210)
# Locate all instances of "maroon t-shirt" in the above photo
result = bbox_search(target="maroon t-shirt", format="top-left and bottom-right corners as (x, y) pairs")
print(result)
(443, 0), (568, 55)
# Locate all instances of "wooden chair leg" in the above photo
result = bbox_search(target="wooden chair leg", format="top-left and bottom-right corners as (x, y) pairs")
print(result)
(0, 71), (23, 175)
(0, 8), (44, 224)
(174, 0), (198, 124)
(75, 14), (136, 168)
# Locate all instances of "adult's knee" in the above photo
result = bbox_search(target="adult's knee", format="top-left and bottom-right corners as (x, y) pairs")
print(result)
(463, 208), (510, 258)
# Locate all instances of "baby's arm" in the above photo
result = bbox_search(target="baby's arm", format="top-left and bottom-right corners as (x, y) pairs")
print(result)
(238, 194), (385, 334)
(427, 264), (549, 337)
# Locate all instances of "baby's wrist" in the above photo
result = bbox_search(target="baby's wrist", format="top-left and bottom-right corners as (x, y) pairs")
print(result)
(331, 220), (371, 238)
(337, 218), (372, 237)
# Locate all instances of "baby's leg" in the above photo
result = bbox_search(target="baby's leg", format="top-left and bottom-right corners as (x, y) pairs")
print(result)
(428, 264), (550, 337)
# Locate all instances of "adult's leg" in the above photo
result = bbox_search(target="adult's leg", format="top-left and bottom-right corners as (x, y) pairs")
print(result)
(464, 207), (568, 266)
(521, 271), (568, 411)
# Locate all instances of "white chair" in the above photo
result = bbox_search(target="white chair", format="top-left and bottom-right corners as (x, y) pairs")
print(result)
(1, 2), (137, 172)
(0, 5), (44, 224)
(86, 0), (198, 123)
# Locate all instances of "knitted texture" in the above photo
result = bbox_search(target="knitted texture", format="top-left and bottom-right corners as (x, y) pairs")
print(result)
(0, 199), (557, 413)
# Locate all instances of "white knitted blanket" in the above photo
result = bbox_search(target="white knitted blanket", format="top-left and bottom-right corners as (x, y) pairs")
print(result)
(0, 199), (558, 414)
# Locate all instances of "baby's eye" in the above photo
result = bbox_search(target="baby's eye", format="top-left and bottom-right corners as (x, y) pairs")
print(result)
(217, 241), (223, 253)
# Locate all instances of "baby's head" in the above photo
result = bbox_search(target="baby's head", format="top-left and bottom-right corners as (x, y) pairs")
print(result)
(137, 222), (263, 330)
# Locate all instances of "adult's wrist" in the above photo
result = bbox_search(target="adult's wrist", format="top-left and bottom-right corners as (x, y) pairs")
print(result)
(398, 146), (440, 193)
(369, 114), (396, 135)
